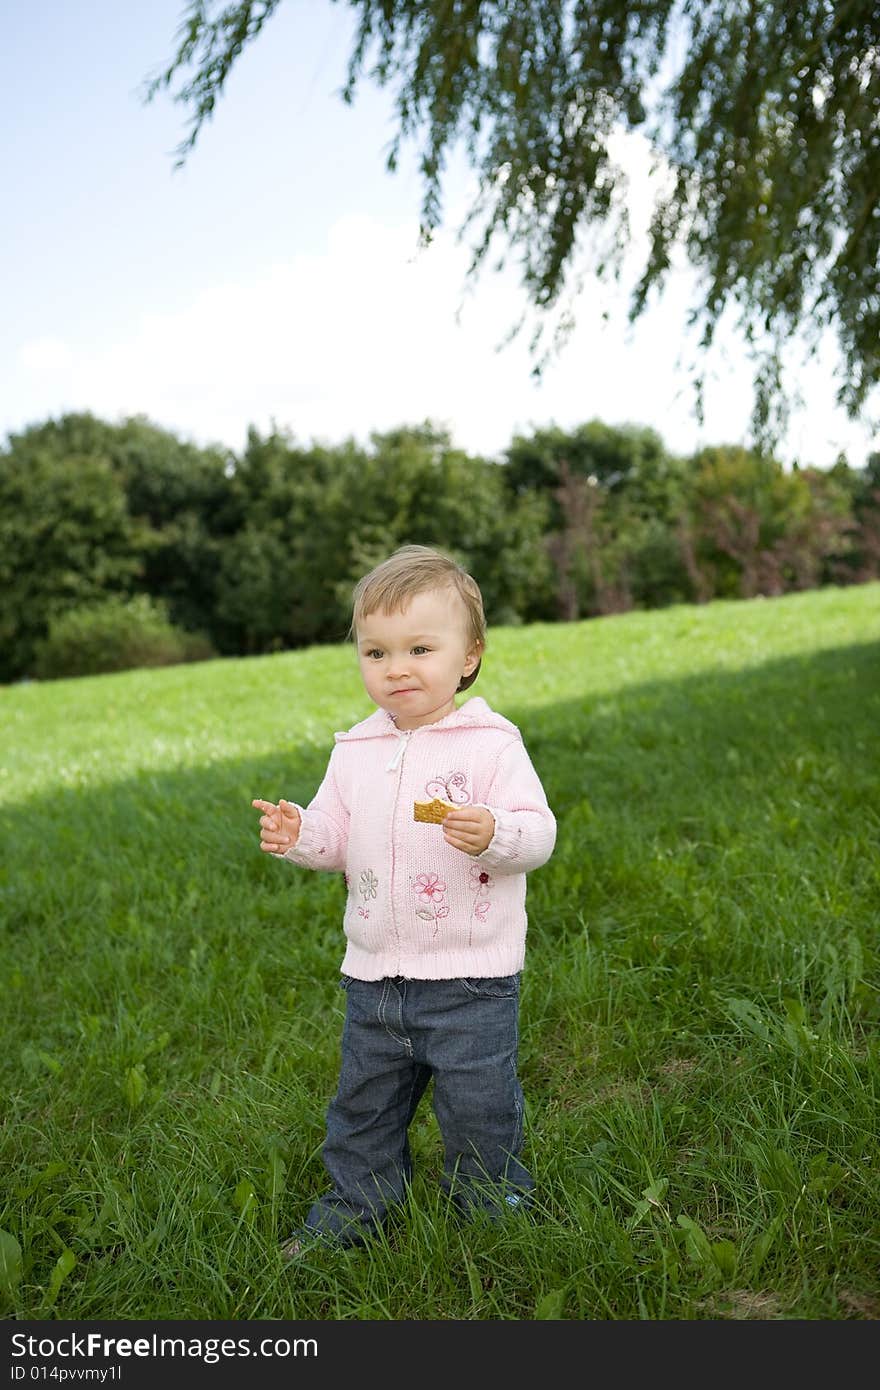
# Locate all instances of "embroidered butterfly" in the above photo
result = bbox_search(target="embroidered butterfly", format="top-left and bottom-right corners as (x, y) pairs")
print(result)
(425, 771), (470, 805)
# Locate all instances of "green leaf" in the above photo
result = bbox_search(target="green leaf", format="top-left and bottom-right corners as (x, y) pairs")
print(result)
(0, 1230), (23, 1300)
(144, 1031), (171, 1057)
(751, 1221), (780, 1273)
(43, 1248), (76, 1310)
(124, 1064), (147, 1108)
(630, 1177), (670, 1226)
(643, 1177), (669, 1207)
(535, 1287), (567, 1319)
(77, 1181), (133, 1241)
(807, 1154), (848, 1197)
(233, 1179), (258, 1223)
(677, 1214), (714, 1268)
(14, 1160), (68, 1200)
(141, 1215), (169, 1254)
(768, 1148), (801, 1196)
(710, 1239), (737, 1276)
(723, 996), (771, 1044)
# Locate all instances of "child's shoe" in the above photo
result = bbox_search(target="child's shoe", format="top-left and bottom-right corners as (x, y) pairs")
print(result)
(280, 1225), (368, 1260)
(280, 1228), (341, 1260)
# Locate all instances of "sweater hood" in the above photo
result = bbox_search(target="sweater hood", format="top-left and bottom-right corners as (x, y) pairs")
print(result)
(334, 696), (520, 743)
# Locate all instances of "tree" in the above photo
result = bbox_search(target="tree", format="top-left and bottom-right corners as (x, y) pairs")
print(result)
(504, 420), (677, 505)
(212, 427), (361, 653)
(213, 421), (552, 653)
(502, 421), (692, 614)
(3, 413), (236, 646)
(0, 441), (143, 682)
(843, 450), (880, 580)
(349, 422), (553, 624)
(683, 444), (858, 599)
(146, 1), (879, 446)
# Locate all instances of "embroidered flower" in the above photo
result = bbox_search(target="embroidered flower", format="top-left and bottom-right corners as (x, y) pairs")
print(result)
(413, 871), (449, 936)
(469, 864), (493, 896)
(359, 869), (379, 901)
(467, 864), (493, 941)
(415, 872), (447, 902)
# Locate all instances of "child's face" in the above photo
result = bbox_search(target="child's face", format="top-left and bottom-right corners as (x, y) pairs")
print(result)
(356, 587), (482, 730)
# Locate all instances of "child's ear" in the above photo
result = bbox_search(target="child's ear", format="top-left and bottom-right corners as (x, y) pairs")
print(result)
(463, 640), (483, 676)
(457, 643), (483, 692)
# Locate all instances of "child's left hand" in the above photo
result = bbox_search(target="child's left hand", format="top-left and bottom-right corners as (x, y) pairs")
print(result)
(442, 806), (495, 856)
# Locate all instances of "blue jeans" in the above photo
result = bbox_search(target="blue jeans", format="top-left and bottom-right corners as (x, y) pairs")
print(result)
(302, 973), (533, 1245)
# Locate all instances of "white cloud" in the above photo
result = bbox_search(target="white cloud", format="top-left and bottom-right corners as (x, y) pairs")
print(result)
(7, 131), (877, 466)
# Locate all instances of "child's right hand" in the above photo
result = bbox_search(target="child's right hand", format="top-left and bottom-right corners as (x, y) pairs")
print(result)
(252, 798), (302, 855)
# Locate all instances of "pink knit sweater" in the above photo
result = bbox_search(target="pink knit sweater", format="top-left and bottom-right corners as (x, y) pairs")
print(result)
(281, 697), (556, 980)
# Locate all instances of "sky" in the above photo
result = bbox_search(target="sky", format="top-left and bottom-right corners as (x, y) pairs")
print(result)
(3, 0), (877, 468)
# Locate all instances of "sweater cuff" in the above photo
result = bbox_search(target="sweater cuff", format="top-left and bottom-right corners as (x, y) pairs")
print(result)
(280, 805), (324, 867)
(475, 807), (528, 871)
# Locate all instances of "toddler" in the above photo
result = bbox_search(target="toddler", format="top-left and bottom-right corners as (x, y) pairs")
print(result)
(252, 544), (556, 1255)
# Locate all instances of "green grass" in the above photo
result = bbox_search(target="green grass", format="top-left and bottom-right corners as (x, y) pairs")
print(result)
(1, 583), (879, 1320)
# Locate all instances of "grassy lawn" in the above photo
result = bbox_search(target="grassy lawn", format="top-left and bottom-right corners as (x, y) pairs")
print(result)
(1, 582), (878, 1320)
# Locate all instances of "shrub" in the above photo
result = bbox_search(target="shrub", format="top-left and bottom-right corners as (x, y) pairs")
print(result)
(32, 595), (215, 679)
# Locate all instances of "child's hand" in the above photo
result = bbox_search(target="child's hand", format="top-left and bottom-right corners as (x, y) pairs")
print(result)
(442, 806), (495, 856)
(252, 798), (302, 854)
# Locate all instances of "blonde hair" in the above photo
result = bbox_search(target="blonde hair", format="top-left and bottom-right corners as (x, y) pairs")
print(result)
(350, 545), (486, 690)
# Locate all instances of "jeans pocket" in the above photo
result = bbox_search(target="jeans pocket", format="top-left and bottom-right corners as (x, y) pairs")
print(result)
(457, 974), (520, 1000)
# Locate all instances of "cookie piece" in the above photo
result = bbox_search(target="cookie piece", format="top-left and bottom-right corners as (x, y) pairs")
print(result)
(413, 797), (457, 824)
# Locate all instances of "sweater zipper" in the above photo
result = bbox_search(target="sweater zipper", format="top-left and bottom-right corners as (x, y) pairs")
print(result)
(387, 729), (412, 972)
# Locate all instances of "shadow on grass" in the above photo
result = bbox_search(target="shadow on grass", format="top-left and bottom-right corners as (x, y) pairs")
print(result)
(3, 635), (877, 944)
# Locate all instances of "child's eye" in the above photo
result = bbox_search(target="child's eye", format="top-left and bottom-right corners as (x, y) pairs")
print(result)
(412, 646), (430, 656)
(365, 648), (384, 660)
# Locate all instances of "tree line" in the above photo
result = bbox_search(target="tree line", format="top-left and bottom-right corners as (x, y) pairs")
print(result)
(1, 411), (878, 683)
